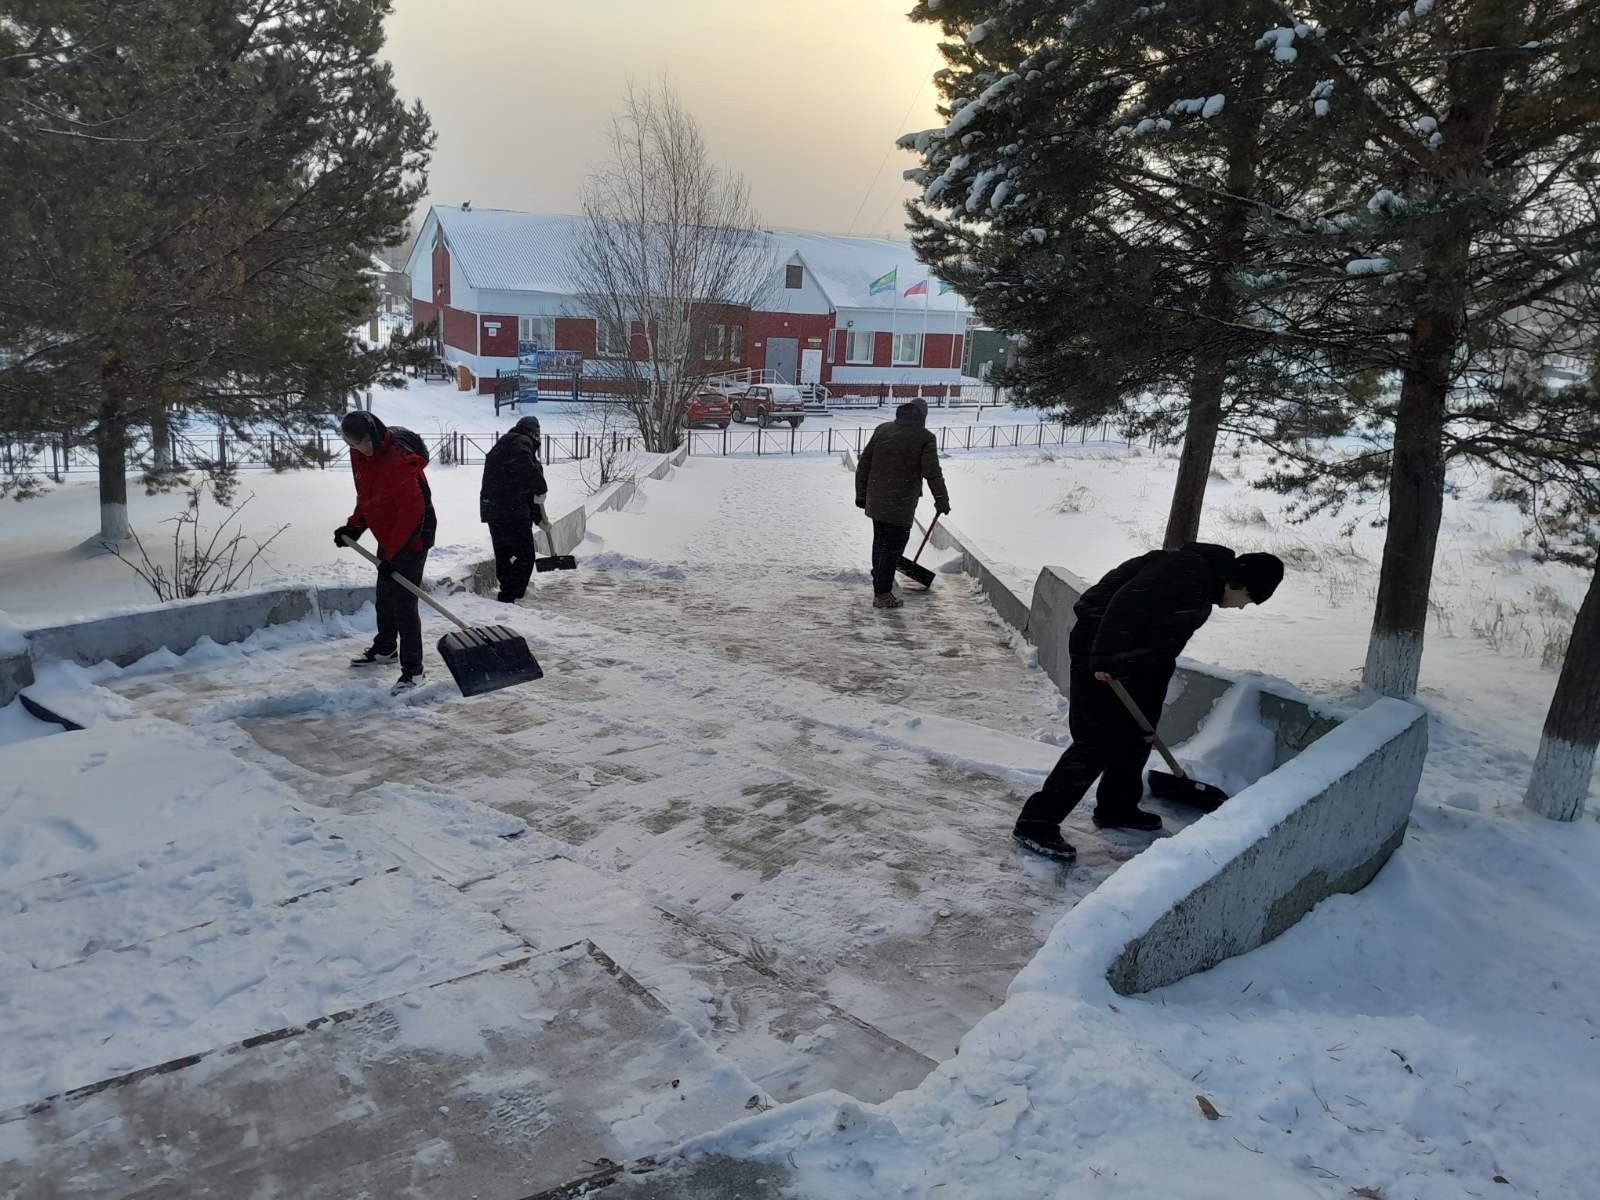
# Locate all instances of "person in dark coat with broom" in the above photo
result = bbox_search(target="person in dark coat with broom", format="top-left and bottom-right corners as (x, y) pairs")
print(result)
(1012, 543), (1284, 862)
(334, 410), (437, 695)
(479, 416), (549, 604)
(854, 397), (950, 609)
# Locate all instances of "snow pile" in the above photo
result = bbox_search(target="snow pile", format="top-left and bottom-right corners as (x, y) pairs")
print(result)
(1171, 678), (1279, 795)
(1346, 256), (1393, 275)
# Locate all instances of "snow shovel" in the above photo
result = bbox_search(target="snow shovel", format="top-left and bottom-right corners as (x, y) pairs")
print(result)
(339, 536), (544, 697)
(897, 515), (940, 589)
(1105, 677), (1229, 812)
(534, 520), (577, 573)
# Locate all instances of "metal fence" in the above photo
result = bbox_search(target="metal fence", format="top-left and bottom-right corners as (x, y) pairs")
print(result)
(5, 419), (1151, 481)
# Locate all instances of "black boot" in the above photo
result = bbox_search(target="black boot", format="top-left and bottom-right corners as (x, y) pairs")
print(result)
(1012, 820), (1077, 863)
(1092, 808), (1163, 833)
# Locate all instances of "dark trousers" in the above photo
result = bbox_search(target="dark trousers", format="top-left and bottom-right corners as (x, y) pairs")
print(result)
(488, 520), (536, 601)
(870, 520), (913, 594)
(1018, 667), (1166, 826)
(372, 548), (428, 676)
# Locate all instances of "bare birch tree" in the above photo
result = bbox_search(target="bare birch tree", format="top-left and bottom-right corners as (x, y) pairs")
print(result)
(574, 81), (774, 452)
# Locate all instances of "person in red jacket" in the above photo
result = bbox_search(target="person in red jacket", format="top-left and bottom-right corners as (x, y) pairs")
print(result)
(334, 411), (437, 694)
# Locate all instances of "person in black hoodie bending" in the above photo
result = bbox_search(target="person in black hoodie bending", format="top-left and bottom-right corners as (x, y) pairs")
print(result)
(1012, 543), (1284, 863)
(479, 416), (549, 603)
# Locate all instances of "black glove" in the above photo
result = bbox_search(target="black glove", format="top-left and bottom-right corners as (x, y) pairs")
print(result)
(334, 524), (361, 548)
(376, 558), (395, 580)
(935, 499), (951, 516)
(855, 497), (866, 510)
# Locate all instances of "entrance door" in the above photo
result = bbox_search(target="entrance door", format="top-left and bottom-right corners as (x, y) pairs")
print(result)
(765, 337), (799, 384)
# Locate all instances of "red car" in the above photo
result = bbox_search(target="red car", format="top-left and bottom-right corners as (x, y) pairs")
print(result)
(730, 384), (805, 428)
(684, 391), (731, 429)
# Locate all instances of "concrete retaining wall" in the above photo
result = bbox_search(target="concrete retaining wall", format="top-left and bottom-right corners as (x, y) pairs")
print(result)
(21, 584), (375, 673)
(1104, 699), (1428, 993)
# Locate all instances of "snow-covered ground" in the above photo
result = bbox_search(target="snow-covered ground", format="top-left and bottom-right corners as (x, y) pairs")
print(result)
(3, 439), (1597, 1198)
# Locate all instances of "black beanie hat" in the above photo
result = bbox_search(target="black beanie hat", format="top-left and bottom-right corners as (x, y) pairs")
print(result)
(1233, 552), (1285, 603)
(340, 410), (387, 444)
(513, 415), (542, 440)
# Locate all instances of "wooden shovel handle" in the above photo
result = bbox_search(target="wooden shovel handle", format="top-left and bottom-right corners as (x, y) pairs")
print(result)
(911, 513), (940, 566)
(339, 535), (473, 634)
(1104, 677), (1187, 779)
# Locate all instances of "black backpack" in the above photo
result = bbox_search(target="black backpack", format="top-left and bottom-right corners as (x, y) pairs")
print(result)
(389, 426), (438, 549)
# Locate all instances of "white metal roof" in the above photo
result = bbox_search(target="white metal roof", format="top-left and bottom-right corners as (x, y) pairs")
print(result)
(408, 206), (969, 312)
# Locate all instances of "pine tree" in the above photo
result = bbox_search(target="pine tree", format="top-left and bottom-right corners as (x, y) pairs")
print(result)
(0, 1), (433, 538)
(1452, 371), (1600, 820)
(905, 0), (1348, 548)
(1242, 0), (1600, 697)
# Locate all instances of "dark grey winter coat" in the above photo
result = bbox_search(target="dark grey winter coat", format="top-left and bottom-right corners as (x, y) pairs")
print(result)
(854, 404), (949, 528)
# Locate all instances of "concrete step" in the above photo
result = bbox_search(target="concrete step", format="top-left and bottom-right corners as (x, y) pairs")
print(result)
(5, 943), (761, 1200)
(2, 868), (526, 1114)
(468, 857), (937, 1106)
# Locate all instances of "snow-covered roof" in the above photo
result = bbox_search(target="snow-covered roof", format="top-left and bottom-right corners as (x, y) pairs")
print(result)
(410, 207), (968, 312)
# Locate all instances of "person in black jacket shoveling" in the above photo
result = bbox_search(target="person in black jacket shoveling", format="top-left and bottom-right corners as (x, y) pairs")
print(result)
(479, 416), (549, 604)
(1012, 543), (1284, 863)
(334, 411), (438, 695)
(854, 397), (950, 609)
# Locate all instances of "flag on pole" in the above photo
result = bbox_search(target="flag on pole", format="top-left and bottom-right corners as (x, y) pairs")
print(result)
(938, 279), (956, 295)
(869, 267), (898, 295)
(905, 279), (930, 297)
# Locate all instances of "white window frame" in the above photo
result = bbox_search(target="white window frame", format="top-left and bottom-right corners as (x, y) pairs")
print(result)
(845, 329), (875, 364)
(728, 324), (744, 364)
(518, 316), (556, 349)
(705, 324), (726, 361)
(892, 331), (922, 366)
(597, 318), (630, 358)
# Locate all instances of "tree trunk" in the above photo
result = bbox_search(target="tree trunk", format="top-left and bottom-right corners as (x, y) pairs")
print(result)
(1362, 316), (1454, 697)
(152, 406), (172, 470)
(1163, 364), (1225, 548)
(1524, 564), (1600, 821)
(97, 361), (131, 542)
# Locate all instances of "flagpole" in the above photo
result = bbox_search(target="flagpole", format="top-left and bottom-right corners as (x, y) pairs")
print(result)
(920, 287), (930, 401)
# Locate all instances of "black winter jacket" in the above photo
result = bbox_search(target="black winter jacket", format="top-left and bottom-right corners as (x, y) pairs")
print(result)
(479, 419), (548, 525)
(1069, 542), (1236, 679)
(854, 404), (949, 527)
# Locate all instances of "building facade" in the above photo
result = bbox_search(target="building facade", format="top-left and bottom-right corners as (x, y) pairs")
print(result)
(403, 206), (972, 396)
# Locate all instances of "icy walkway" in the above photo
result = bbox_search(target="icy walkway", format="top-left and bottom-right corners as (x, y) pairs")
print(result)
(3, 457), (1197, 1197)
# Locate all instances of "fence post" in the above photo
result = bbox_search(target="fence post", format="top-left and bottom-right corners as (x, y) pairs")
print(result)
(723, 426), (728, 456)
(940, 426), (947, 451)
(965, 427), (972, 451)
(990, 425), (997, 449)
(827, 427), (832, 454)
(790, 425), (795, 455)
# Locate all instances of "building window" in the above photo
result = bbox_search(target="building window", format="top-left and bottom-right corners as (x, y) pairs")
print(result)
(893, 331), (922, 366)
(518, 316), (556, 350)
(785, 264), (804, 290)
(846, 329), (875, 364)
(597, 319), (630, 358)
(705, 324), (746, 363)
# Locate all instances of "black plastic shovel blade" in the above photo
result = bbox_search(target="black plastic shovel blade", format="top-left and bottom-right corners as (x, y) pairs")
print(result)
(436, 625), (544, 697)
(535, 555), (578, 573)
(1147, 770), (1229, 812)
(897, 558), (936, 588)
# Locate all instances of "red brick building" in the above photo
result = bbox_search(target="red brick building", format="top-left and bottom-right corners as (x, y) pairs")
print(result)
(404, 206), (971, 395)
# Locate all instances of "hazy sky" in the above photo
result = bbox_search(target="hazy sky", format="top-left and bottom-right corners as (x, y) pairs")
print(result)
(383, 0), (946, 239)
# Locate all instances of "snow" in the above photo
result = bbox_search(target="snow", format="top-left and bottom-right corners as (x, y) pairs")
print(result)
(1258, 27), (1299, 62)
(966, 22), (987, 45)
(940, 74), (1018, 141)
(1346, 256), (1393, 275)
(1201, 93), (1226, 119)
(3, 435), (1597, 1196)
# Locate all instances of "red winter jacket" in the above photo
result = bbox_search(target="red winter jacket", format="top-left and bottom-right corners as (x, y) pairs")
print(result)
(346, 431), (431, 559)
